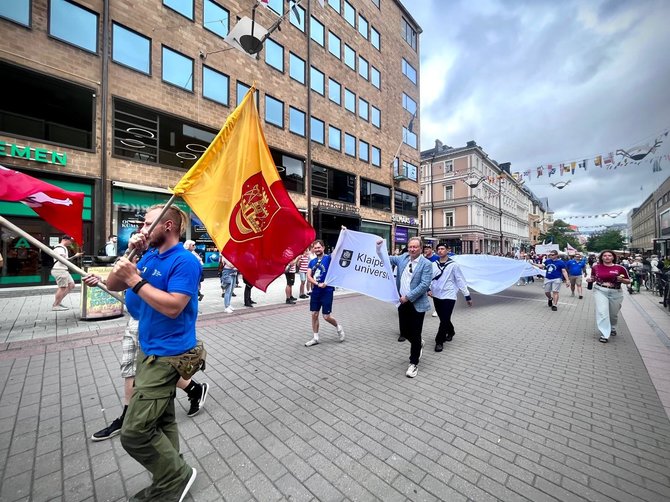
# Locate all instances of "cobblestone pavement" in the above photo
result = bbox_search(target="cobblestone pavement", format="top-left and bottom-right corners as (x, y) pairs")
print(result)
(1, 282), (669, 501)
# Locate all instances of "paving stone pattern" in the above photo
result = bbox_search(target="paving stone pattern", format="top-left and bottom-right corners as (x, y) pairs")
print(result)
(0, 284), (669, 501)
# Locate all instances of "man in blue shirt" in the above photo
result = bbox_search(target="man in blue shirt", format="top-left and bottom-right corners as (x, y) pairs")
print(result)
(538, 250), (570, 311)
(304, 239), (345, 346)
(566, 252), (587, 299)
(106, 204), (201, 502)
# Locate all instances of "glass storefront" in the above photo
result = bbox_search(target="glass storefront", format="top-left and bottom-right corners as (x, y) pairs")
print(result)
(360, 220), (391, 251)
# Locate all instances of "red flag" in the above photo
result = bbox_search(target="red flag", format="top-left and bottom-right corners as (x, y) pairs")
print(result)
(0, 165), (84, 243)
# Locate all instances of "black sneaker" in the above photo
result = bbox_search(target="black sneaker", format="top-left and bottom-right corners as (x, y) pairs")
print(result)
(290, 296), (297, 301)
(299, 294), (309, 299)
(285, 298), (296, 304)
(445, 334), (454, 342)
(91, 416), (123, 441)
(548, 298), (553, 307)
(435, 343), (443, 352)
(551, 306), (558, 311)
(187, 382), (209, 417)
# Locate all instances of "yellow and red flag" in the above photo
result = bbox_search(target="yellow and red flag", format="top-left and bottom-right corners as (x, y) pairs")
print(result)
(172, 86), (315, 291)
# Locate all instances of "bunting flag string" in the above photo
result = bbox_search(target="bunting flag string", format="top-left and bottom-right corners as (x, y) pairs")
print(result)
(512, 127), (669, 183)
(559, 211), (623, 219)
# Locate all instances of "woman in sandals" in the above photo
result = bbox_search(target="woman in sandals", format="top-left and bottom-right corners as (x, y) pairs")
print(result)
(586, 250), (631, 343)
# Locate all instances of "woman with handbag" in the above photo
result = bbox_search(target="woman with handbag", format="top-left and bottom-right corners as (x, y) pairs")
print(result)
(586, 250), (631, 343)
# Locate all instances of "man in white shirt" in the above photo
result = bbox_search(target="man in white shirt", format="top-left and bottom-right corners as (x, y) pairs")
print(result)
(105, 234), (117, 256)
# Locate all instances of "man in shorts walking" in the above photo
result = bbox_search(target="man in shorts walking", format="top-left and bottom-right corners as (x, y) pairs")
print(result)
(51, 235), (82, 311)
(538, 250), (569, 311)
(566, 252), (587, 299)
(304, 239), (345, 346)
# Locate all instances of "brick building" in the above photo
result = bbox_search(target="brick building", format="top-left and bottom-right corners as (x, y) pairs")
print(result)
(0, 0), (421, 287)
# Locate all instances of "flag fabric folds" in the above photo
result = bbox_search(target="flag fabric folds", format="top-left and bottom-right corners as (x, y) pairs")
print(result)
(0, 165), (84, 242)
(172, 86), (315, 292)
(323, 229), (400, 305)
(451, 254), (545, 295)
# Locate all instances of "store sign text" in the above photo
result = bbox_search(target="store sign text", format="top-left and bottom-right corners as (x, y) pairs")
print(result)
(0, 141), (67, 166)
(391, 215), (417, 226)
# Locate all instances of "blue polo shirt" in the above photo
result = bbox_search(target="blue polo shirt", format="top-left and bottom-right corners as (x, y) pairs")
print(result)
(135, 244), (201, 356)
(309, 254), (334, 293)
(566, 258), (586, 276)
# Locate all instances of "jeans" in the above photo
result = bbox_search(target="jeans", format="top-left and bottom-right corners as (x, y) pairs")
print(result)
(593, 285), (623, 339)
(220, 269), (237, 307)
(433, 298), (456, 343)
(398, 302), (426, 365)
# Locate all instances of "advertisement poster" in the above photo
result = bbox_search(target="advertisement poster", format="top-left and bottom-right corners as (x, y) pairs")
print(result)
(80, 266), (125, 320)
(191, 214), (219, 268)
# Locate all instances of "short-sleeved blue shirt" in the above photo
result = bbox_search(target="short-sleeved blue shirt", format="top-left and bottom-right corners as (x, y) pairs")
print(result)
(309, 254), (334, 293)
(566, 258), (586, 276)
(125, 289), (141, 320)
(135, 243), (201, 356)
(544, 258), (567, 280)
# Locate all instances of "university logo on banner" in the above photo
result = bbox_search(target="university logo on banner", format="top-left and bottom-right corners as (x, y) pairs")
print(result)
(324, 229), (400, 305)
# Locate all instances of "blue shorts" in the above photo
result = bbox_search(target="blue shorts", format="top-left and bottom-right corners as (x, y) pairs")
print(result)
(310, 288), (334, 314)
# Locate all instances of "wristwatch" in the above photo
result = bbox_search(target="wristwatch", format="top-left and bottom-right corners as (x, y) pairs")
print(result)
(132, 279), (148, 294)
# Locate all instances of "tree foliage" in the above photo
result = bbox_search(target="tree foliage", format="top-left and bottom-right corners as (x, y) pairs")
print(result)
(586, 229), (625, 252)
(538, 219), (582, 251)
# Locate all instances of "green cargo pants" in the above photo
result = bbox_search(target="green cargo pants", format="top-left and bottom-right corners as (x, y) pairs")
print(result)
(120, 349), (192, 498)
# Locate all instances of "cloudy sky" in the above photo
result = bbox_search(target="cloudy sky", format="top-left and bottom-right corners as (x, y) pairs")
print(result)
(410, 0), (670, 228)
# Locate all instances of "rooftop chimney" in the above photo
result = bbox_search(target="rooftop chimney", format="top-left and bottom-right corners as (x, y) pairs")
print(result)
(499, 162), (511, 173)
(466, 140), (477, 148)
(434, 139), (443, 150)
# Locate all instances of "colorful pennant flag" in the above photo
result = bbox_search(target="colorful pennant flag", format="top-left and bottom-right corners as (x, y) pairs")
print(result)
(172, 86), (316, 291)
(0, 165), (84, 243)
(594, 155), (602, 167)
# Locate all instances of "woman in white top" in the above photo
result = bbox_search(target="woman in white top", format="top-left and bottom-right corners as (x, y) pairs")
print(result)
(428, 243), (473, 352)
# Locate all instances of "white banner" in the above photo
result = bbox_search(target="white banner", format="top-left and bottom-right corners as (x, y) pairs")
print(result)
(452, 255), (545, 295)
(535, 244), (560, 255)
(324, 229), (400, 304)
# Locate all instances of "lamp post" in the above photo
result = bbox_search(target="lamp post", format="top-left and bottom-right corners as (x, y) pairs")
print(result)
(498, 180), (504, 254)
(463, 175), (485, 254)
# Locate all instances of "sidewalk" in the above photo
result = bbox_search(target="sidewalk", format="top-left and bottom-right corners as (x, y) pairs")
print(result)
(0, 281), (669, 501)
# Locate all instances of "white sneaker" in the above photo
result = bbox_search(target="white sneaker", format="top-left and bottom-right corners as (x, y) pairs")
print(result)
(431, 311), (438, 317)
(224, 306), (234, 313)
(337, 325), (345, 342)
(305, 338), (319, 347)
(406, 364), (418, 378)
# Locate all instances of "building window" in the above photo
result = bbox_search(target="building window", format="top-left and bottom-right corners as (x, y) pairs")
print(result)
(328, 0), (340, 13)
(271, 150), (304, 193)
(402, 93), (417, 114)
(371, 0), (380, 8)
(371, 66), (380, 89)
(310, 117), (324, 144)
(202, 66), (229, 105)
(265, 94), (284, 128)
(359, 140), (369, 162)
(358, 56), (369, 80)
(328, 79), (341, 105)
(310, 16), (324, 46)
(328, 125), (341, 151)
(49, 0), (99, 53)
(113, 99), (216, 170)
(112, 23), (151, 75)
(444, 185), (453, 200)
(402, 161), (418, 181)
(358, 14), (368, 39)
(0, 0), (30, 26)
(444, 161), (453, 172)
(328, 32), (341, 59)
(344, 133), (356, 157)
(370, 26), (380, 50)
(311, 164), (355, 204)
(358, 98), (369, 121)
(1, 61), (94, 150)
(289, 53), (305, 84)
(289, 107), (305, 136)
(371, 146), (381, 167)
(265, 38), (284, 72)
(343, 1), (355, 27)
(310, 67), (325, 95)
(203, 0), (229, 38)
(163, 0), (194, 19)
(290, 4), (305, 31)
(236, 81), (257, 106)
(402, 17), (417, 51)
(344, 44), (356, 70)
(395, 190), (418, 217)
(344, 88), (356, 113)
(402, 58), (417, 84)
(403, 126), (417, 148)
(371, 106), (380, 128)
(266, 0), (283, 15)
(162, 46), (194, 91)
(444, 211), (454, 227)
(361, 179), (391, 210)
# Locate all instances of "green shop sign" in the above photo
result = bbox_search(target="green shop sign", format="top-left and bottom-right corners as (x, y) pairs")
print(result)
(0, 141), (67, 166)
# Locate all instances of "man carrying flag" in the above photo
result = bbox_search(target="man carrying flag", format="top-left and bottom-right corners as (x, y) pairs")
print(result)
(172, 85), (314, 291)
